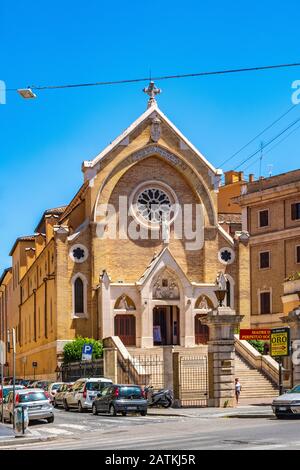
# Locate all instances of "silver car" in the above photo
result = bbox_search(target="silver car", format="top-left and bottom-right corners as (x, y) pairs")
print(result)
(0, 388), (54, 424)
(63, 377), (113, 412)
(272, 384), (300, 418)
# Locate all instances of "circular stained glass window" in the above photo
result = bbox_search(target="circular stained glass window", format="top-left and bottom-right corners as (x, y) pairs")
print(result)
(136, 188), (171, 222)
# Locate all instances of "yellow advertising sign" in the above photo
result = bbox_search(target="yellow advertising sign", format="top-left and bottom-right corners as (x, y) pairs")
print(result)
(270, 328), (290, 357)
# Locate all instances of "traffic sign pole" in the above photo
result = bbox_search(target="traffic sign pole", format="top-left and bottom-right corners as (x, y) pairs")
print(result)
(278, 359), (283, 396)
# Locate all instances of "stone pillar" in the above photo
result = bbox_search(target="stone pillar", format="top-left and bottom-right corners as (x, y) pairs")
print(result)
(203, 306), (243, 407)
(140, 299), (153, 348)
(163, 346), (174, 390)
(99, 270), (113, 339)
(281, 308), (300, 387)
(234, 231), (251, 328)
(103, 347), (118, 383)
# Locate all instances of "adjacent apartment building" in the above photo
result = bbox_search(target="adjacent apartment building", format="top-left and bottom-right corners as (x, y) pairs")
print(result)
(236, 169), (300, 329)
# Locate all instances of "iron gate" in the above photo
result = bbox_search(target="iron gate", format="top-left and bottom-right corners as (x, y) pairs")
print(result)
(117, 354), (164, 389)
(179, 355), (208, 407)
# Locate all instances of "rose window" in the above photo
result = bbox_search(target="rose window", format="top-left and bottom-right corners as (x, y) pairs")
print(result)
(137, 188), (171, 222)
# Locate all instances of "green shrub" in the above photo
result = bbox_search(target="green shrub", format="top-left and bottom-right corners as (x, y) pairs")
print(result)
(248, 340), (264, 354)
(63, 336), (103, 364)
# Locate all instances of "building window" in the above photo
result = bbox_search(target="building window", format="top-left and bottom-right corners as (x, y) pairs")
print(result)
(297, 246), (300, 264)
(260, 251), (270, 269)
(74, 278), (84, 314)
(226, 280), (231, 307)
(291, 203), (300, 221)
(259, 209), (269, 228)
(72, 274), (87, 317)
(260, 292), (271, 314)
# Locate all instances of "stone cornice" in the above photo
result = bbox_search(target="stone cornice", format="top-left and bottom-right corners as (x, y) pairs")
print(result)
(249, 226), (300, 245)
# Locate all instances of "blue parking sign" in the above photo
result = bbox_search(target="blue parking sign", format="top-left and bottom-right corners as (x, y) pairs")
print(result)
(82, 344), (93, 361)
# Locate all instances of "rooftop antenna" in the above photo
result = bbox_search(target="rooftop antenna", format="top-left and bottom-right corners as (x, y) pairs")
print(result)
(259, 141), (263, 179)
(267, 164), (273, 177)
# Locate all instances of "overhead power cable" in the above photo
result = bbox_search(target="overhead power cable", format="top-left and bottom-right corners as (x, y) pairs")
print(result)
(242, 122), (300, 172)
(233, 115), (300, 170)
(7, 61), (300, 92)
(219, 104), (297, 167)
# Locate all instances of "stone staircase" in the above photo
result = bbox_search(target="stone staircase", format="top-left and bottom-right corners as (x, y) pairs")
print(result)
(235, 353), (279, 399)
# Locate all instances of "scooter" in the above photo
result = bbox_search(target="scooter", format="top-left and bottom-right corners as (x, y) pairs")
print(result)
(144, 386), (173, 408)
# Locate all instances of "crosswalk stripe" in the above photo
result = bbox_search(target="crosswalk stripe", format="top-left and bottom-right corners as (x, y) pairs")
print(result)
(57, 424), (88, 430)
(41, 427), (73, 435)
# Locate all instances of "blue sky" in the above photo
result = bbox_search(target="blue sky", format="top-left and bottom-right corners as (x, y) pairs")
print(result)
(1, 1), (300, 269)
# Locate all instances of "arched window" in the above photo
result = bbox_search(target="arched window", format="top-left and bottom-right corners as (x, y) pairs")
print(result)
(72, 274), (87, 318)
(74, 278), (84, 314)
(226, 280), (231, 307)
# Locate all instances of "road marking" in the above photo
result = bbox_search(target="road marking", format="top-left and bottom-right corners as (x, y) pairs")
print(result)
(41, 427), (73, 435)
(57, 424), (88, 430)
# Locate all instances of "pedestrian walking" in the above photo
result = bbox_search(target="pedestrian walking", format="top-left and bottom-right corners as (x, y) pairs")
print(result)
(235, 378), (241, 404)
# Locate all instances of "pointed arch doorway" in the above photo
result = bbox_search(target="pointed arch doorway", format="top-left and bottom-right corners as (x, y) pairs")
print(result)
(153, 306), (180, 346)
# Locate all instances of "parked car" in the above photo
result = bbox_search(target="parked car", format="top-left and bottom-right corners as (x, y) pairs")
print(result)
(32, 380), (52, 391)
(0, 388), (54, 424)
(92, 384), (148, 416)
(0, 385), (25, 403)
(48, 382), (64, 403)
(53, 383), (73, 408)
(272, 384), (300, 418)
(20, 379), (32, 388)
(63, 377), (113, 412)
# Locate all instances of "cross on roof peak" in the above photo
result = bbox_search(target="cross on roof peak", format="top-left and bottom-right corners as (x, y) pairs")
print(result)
(143, 81), (161, 108)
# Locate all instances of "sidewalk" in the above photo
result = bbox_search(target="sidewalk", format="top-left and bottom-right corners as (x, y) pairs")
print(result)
(0, 424), (56, 447)
(148, 399), (274, 419)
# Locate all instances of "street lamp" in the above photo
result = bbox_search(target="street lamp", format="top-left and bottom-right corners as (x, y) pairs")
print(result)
(17, 88), (37, 99)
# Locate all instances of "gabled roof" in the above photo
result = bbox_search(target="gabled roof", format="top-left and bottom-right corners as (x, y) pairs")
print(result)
(0, 267), (12, 286)
(9, 236), (36, 256)
(83, 103), (221, 176)
(137, 246), (190, 286)
(35, 206), (67, 233)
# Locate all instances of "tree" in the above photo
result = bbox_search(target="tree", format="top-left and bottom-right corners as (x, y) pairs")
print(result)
(63, 337), (103, 364)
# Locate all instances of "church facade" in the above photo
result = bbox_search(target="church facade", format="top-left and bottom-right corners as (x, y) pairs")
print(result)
(0, 85), (250, 379)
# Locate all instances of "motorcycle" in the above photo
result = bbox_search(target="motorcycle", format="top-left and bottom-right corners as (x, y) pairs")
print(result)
(144, 385), (173, 408)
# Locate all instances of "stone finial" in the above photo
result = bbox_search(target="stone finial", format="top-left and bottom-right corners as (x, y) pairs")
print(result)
(143, 81), (161, 108)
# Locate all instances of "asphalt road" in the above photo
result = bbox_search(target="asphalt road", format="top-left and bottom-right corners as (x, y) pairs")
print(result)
(2, 406), (300, 450)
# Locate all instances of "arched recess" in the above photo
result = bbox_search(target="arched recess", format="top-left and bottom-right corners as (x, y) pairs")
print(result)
(93, 144), (217, 226)
(114, 294), (136, 310)
(71, 273), (88, 318)
(195, 294), (214, 310)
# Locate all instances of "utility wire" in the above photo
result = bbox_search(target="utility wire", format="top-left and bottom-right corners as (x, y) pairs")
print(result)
(6, 61), (300, 92)
(233, 115), (300, 170)
(242, 122), (300, 172)
(219, 104), (297, 167)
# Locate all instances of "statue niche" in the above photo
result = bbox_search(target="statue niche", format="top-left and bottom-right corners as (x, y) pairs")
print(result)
(153, 273), (180, 300)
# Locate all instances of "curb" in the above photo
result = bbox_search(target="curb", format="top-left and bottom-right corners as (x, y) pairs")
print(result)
(0, 435), (57, 448)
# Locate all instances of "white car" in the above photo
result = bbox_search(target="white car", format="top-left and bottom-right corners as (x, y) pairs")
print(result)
(63, 377), (113, 412)
(272, 384), (300, 418)
(48, 382), (64, 403)
(0, 388), (54, 423)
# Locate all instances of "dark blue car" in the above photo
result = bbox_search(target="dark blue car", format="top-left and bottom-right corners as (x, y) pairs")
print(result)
(92, 384), (148, 416)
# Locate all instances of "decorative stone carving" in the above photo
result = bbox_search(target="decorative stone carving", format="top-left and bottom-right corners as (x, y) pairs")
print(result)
(153, 273), (180, 300)
(150, 116), (161, 142)
(114, 294), (136, 310)
(198, 295), (209, 310)
(216, 271), (227, 291)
